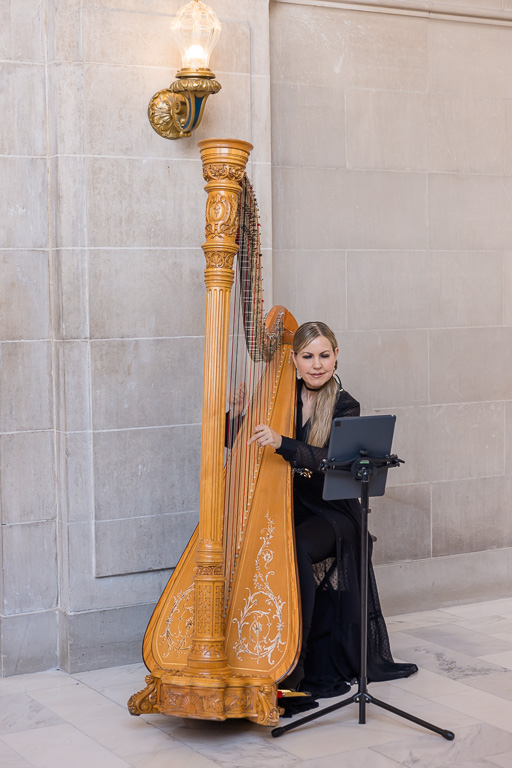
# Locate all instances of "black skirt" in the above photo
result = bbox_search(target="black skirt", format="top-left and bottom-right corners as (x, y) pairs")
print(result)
(294, 472), (417, 698)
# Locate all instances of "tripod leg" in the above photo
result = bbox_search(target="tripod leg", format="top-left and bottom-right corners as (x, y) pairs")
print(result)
(271, 692), (355, 737)
(369, 695), (455, 740)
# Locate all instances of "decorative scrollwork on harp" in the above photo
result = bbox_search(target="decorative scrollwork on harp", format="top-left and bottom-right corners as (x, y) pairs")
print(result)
(232, 513), (286, 665)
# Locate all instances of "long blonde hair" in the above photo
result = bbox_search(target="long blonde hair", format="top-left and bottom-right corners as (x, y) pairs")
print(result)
(293, 322), (340, 447)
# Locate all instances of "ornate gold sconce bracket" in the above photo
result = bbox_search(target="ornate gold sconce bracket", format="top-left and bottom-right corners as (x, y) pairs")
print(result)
(148, 0), (222, 140)
(148, 74), (221, 140)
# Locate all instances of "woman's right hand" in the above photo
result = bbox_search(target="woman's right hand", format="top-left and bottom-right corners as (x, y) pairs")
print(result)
(248, 424), (282, 450)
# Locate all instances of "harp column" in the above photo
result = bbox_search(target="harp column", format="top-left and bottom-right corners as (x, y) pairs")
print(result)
(185, 139), (253, 673)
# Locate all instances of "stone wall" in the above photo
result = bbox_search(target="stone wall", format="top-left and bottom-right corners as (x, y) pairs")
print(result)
(0, 0), (271, 676)
(1, 0), (511, 675)
(270, 0), (512, 615)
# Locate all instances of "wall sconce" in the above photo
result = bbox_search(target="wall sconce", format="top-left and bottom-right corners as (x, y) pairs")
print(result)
(148, 0), (222, 140)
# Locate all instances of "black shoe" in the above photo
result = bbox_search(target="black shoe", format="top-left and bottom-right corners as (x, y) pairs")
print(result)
(280, 661), (305, 692)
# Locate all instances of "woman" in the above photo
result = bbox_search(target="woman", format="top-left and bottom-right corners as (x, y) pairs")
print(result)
(248, 321), (417, 696)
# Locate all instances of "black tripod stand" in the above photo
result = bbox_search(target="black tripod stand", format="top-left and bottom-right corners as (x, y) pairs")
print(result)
(272, 438), (455, 741)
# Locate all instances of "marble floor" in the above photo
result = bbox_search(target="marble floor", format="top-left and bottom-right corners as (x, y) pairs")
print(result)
(3, 598), (512, 767)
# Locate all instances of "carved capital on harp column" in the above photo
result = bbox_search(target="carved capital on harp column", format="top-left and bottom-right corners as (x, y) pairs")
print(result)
(203, 163), (245, 183)
(203, 250), (235, 270)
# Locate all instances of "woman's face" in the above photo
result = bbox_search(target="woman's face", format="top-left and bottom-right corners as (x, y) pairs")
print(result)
(293, 335), (339, 390)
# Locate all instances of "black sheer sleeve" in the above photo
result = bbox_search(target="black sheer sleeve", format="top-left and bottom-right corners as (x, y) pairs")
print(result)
(275, 389), (360, 473)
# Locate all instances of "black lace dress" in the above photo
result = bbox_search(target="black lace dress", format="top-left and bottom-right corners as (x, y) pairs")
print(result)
(276, 381), (418, 698)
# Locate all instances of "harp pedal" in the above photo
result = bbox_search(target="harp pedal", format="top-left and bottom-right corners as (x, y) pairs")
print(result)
(278, 689), (312, 698)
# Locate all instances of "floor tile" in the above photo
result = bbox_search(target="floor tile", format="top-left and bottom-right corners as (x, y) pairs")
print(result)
(73, 664), (147, 692)
(462, 670), (512, 702)
(479, 650), (512, 671)
(0, 693), (64, 735)
(439, 599), (512, 619)
(126, 744), (219, 767)
(375, 722), (512, 768)
(386, 610), (460, 633)
(432, 689), (512, 734)
(0, 741), (35, 768)
(488, 750), (512, 767)
(393, 640), (508, 680)
(406, 623), (512, 657)
(3, 598), (512, 767)
(0, 670), (78, 698)
(1, 723), (130, 768)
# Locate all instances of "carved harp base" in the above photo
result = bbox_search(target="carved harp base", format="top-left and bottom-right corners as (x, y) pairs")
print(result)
(128, 670), (280, 726)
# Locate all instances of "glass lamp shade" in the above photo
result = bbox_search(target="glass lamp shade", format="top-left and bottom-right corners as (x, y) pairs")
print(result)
(171, 0), (221, 71)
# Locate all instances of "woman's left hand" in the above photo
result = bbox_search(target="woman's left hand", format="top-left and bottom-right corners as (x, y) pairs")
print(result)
(248, 424), (282, 450)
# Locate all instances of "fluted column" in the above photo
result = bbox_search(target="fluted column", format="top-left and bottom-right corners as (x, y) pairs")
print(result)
(184, 139), (253, 673)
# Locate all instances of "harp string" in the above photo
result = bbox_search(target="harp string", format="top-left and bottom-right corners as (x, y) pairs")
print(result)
(223, 175), (285, 603)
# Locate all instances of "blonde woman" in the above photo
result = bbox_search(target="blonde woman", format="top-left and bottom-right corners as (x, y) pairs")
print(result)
(249, 322), (417, 695)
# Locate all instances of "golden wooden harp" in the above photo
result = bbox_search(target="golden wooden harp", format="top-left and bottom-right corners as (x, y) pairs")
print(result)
(128, 139), (299, 726)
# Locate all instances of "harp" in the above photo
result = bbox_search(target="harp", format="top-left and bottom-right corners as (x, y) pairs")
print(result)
(128, 140), (300, 726)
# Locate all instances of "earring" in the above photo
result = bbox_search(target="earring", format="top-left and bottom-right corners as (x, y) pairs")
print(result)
(296, 369), (302, 380)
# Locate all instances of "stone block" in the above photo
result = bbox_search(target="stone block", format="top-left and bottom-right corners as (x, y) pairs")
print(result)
(371, 484), (432, 565)
(273, 167), (427, 252)
(504, 252), (512, 326)
(376, 548), (512, 616)
(429, 174), (512, 251)
(82, 6), (176, 68)
(65, 521), (172, 612)
(88, 249), (205, 339)
(1, 611), (58, 677)
(95, 511), (198, 577)
(432, 0), (504, 9)
(273, 250), (346, 330)
(82, 8), (249, 73)
(429, 327), (512, 404)
(429, 94), (506, 174)
(60, 603), (154, 673)
(209, 19), (251, 76)
(85, 156), (204, 249)
(0, 158), (48, 249)
(247, 162), (273, 253)
(0, 0), (45, 62)
(432, 475), (512, 557)
(51, 155), (87, 249)
(90, 337), (203, 430)
(428, 21), (512, 99)
(346, 90), (429, 171)
(48, 62), (84, 156)
(347, 251), (431, 331)
(2, 521), (57, 615)
(55, 340), (91, 432)
(507, 402), (512, 473)
(339, 329), (429, 410)
(243, 72), (269, 163)
(56, 431), (94, 524)
(271, 82), (346, 169)
(270, 3), (427, 92)
(505, 102), (512, 174)
(0, 431), (56, 524)
(0, 251), (51, 341)
(93, 425), (200, 522)
(387, 402), (504, 487)
(429, 251), (504, 328)
(347, 250), (503, 331)
(0, 341), (53, 432)
(52, 250), (88, 340)
(0, 63), (46, 155)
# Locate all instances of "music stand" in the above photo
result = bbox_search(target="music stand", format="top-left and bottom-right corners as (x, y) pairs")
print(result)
(272, 415), (454, 740)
